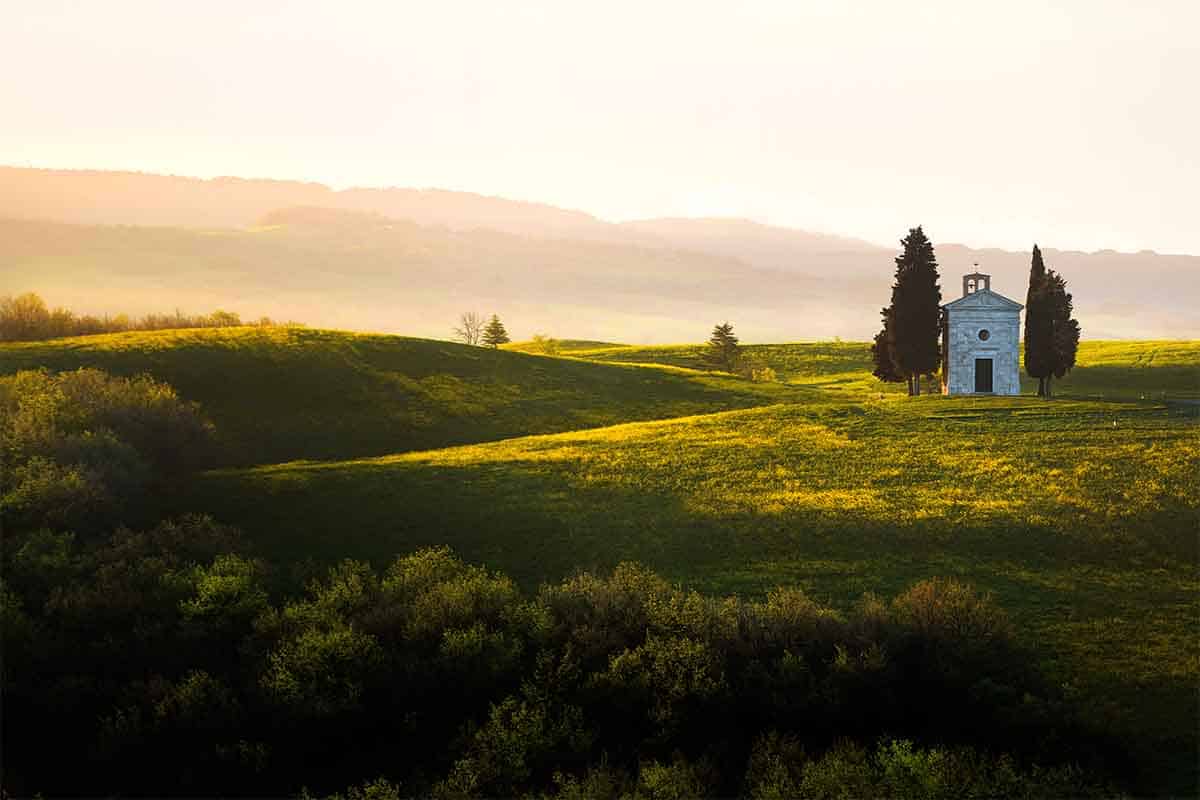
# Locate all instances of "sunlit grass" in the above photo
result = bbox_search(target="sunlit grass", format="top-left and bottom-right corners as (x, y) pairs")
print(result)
(9, 327), (1200, 791)
(548, 339), (1200, 399)
(186, 389), (1198, 791)
(0, 327), (810, 465)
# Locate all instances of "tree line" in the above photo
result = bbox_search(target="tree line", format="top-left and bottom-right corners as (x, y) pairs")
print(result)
(454, 311), (511, 347)
(0, 292), (300, 342)
(870, 227), (1080, 396)
(0, 367), (1129, 797)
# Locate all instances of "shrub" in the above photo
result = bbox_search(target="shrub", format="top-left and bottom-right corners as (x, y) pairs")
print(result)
(262, 624), (384, 717)
(436, 691), (591, 798)
(630, 755), (714, 800)
(180, 553), (270, 635)
(302, 778), (405, 800)
(751, 366), (778, 383)
(890, 577), (1018, 677)
(3, 546), (1128, 798)
(0, 291), (293, 341)
(743, 731), (807, 800)
(541, 763), (631, 800)
(0, 369), (214, 534)
(597, 634), (726, 731)
(529, 334), (562, 355)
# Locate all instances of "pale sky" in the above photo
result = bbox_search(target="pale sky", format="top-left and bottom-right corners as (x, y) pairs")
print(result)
(4, 0), (1197, 254)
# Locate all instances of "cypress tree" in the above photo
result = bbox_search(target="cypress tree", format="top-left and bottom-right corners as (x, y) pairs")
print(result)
(1043, 270), (1080, 399)
(870, 306), (904, 384)
(481, 314), (510, 347)
(888, 226), (942, 395)
(1023, 245), (1053, 396)
(1024, 247), (1080, 399)
(704, 322), (742, 373)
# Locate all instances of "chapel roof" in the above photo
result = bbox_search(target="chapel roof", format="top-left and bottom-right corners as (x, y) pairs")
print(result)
(943, 287), (1023, 312)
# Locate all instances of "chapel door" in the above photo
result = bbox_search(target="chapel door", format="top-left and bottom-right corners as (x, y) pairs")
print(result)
(975, 358), (993, 393)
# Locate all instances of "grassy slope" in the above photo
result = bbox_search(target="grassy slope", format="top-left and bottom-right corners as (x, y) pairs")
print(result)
(0, 327), (808, 466)
(193, 394), (1199, 793)
(190, 338), (1197, 793)
(9, 330), (1199, 790)
(550, 340), (1200, 399)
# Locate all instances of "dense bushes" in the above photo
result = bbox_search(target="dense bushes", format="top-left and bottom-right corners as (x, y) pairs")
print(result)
(741, 735), (1113, 800)
(0, 291), (297, 341)
(2, 533), (1124, 797)
(0, 368), (213, 532)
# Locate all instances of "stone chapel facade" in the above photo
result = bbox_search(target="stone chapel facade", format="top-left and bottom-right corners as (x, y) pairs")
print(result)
(941, 271), (1023, 395)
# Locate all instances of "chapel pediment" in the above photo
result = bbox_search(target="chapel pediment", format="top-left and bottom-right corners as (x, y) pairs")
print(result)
(943, 288), (1023, 312)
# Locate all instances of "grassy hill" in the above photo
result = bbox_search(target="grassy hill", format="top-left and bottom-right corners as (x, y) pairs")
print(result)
(8, 329), (1199, 791)
(181, 335), (1196, 792)
(521, 339), (1200, 399)
(517, 341), (888, 394)
(188, 391), (1199, 793)
(0, 327), (806, 466)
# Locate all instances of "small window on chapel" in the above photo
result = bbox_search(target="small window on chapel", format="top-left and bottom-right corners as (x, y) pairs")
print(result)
(978, 329), (990, 341)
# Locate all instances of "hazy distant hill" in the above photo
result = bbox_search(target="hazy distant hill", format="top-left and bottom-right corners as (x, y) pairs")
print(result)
(0, 211), (864, 341)
(0, 166), (642, 243)
(622, 217), (886, 261)
(1, 167), (1197, 340)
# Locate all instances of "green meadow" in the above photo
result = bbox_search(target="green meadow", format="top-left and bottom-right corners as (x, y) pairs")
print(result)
(517, 339), (1200, 400)
(3, 329), (1198, 792)
(0, 327), (803, 466)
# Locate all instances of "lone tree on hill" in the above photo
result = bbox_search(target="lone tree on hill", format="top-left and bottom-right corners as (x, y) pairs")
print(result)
(482, 314), (511, 348)
(873, 226), (942, 395)
(1024, 246), (1080, 398)
(704, 322), (742, 373)
(453, 311), (485, 346)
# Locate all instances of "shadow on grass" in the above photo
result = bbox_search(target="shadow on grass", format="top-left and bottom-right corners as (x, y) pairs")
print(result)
(172, 444), (1200, 795)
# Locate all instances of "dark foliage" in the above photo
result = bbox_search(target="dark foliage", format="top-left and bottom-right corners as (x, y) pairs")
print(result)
(1024, 245), (1053, 394)
(1046, 272), (1082, 386)
(0, 369), (1126, 798)
(1024, 248), (1081, 398)
(875, 227), (942, 394)
(870, 306), (904, 383)
(2, 534), (1127, 797)
(889, 226), (943, 394)
(703, 321), (742, 373)
(482, 314), (511, 348)
(0, 368), (214, 533)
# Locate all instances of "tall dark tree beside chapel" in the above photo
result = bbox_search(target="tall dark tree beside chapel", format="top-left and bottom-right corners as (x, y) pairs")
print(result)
(704, 322), (742, 373)
(882, 226), (942, 395)
(870, 306), (904, 384)
(1024, 246), (1080, 398)
(1023, 245), (1052, 395)
(1043, 271), (1080, 398)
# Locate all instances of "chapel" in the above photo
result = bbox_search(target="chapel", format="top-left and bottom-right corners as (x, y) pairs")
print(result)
(941, 270), (1023, 395)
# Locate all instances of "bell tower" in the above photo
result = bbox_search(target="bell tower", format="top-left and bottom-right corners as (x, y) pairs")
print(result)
(962, 265), (991, 297)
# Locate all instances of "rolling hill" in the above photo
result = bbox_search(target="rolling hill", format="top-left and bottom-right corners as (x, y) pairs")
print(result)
(183, 354), (1197, 793)
(6, 324), (1199, 792)
(510, 340), (1200, 400)
(0, 326), (806, 466)
(0, 166), (634, 242)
